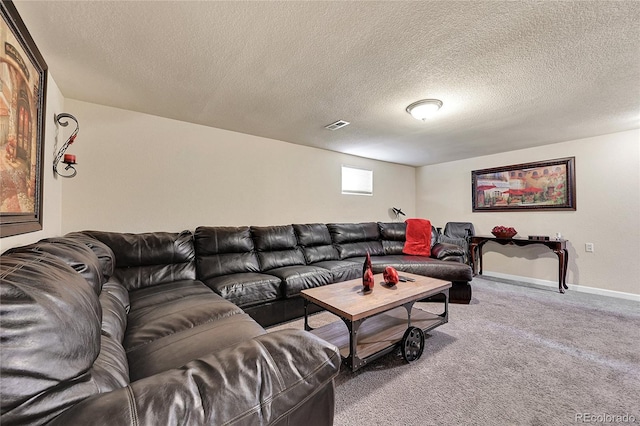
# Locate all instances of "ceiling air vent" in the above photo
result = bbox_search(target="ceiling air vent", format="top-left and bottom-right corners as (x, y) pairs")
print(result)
(325, 120), (350, 130)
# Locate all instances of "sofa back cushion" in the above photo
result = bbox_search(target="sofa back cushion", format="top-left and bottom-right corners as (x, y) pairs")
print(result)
(194, 226), (261, 279)
(82, 230), (196, 291)
(293, 223), (339, 263)
(379, 222), (440, 255)
(102, 280), (131, 313)
(378, 222), (406, 255)
(99, 286), (128, 343)
(0, 251), (103, 425)
(251, 225), (305, 270)
(92, 335), (130, 392)
(4, 237), (106, 296)
(327, 222), (384, 259)
(95, 278), (130, 390)
(65, 232), (116, 280)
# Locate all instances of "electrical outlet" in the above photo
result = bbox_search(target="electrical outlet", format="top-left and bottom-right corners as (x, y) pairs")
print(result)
(585, 243), (594, 253)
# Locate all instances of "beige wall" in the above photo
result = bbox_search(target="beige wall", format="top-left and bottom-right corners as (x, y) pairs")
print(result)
(5, 93), (637, 298)
(416, 130), (640, 295)
(60, 99), (416, 233)
(0, 77), (65, 252)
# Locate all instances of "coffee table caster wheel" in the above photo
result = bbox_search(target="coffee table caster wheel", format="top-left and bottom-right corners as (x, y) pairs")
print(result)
(401, 326), (425, 363)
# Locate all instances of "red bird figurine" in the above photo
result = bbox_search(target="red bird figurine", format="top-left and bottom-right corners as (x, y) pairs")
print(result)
(383, 266), (399, 285)
(362, 252), (374, 291)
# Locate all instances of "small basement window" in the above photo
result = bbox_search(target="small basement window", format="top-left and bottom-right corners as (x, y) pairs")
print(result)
(341, 165), (373, 196)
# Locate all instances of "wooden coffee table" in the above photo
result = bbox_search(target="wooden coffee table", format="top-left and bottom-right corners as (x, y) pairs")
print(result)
(301, 272), (451, 372)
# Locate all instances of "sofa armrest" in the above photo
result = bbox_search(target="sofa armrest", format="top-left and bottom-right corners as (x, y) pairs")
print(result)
(431, 242), (465, 261)
(49, 329), (341, 426)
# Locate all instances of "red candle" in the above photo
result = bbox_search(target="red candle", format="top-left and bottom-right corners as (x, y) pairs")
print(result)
(63, 154), (76, 164)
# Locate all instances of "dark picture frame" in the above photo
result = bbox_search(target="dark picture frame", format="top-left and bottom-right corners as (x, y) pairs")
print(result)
(0, 1), (47, 237)
(472, 157), (576, 212)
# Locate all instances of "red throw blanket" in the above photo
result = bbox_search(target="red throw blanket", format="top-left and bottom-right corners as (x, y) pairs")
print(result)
(403, 218), (432, 256)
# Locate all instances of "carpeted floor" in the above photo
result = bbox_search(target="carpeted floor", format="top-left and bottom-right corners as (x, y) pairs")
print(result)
(269, 277), (640, 425)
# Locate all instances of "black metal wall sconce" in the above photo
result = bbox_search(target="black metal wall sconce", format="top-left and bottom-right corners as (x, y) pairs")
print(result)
(392, 207), (406, 220)
(53, 113), (79, 178)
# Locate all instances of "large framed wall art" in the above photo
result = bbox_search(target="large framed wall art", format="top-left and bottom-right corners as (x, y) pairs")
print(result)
(472, 157), (576, 212)
(0, 1), (47, 237)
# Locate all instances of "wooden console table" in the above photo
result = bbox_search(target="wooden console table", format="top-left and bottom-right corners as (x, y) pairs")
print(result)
(470, 236), (569, 293)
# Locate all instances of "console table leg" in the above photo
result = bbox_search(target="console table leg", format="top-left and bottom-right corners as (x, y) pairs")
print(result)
(470, 242), (478, 275)
(562, 248), (569, 291)
(553, 248), (569, 293)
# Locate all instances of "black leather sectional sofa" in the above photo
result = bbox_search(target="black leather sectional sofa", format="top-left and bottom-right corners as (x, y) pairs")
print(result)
(1, 232), (339, 425)
(0, 221), (471, 425)
(81, 221), (472, 328)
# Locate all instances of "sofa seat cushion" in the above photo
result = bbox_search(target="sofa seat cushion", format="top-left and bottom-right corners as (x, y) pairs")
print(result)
(368, 255), (473, 282)
(267, 265), (334, 297)
(125, 280), (242, 351)
(127, 312), (266, 381)
(311, 260), (362, 282)
(47, 330), (340, 426)
(127, 279), (215, 312)
(201, 273), (282, 307)
(125, 280), (266, 381)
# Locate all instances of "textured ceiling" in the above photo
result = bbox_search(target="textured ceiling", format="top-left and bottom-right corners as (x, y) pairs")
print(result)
(14, 1), (640, 167)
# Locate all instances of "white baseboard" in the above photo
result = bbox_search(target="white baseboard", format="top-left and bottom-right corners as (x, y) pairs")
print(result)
(481, 271), (640, 302)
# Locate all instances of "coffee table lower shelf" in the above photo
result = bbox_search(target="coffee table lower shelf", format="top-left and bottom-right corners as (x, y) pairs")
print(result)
(309, 306), (447, 371)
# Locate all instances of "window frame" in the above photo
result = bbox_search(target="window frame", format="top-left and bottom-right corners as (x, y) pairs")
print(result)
(341, 165), (373, 196)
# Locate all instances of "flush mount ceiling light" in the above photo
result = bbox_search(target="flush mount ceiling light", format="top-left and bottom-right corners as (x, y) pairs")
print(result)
(406, 99), (443, 121)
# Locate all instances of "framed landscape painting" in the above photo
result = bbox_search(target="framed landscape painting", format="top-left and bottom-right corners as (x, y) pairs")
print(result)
(0, 1), (47, 237)
(472, 157), (576, 212)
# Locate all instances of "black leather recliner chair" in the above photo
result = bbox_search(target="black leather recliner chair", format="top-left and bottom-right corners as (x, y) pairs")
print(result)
(440, 222), (475, 266)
